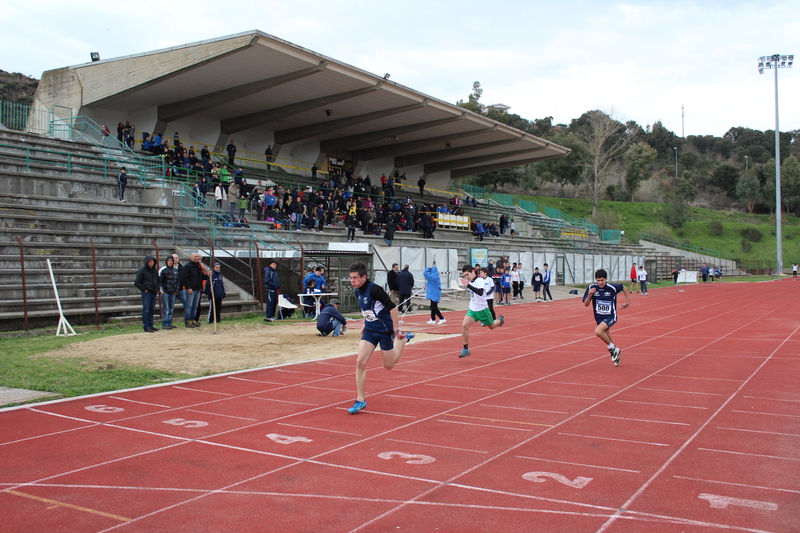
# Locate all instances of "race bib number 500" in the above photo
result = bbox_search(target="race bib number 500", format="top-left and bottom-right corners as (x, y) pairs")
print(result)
(595, 301), (612, 315)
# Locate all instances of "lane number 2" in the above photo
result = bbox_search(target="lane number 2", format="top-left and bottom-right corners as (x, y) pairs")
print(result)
(522, 471), (593, 489)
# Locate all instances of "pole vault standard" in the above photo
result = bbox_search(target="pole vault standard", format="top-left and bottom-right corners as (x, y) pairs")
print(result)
(47, 258), (77, 336)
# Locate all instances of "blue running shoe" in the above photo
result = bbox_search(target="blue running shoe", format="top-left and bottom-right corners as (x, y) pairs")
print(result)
(348, 400), (367, 414)
(498, 315), (505, 327)
(459, 348), (471, 358)
(401, 331), (415, 342)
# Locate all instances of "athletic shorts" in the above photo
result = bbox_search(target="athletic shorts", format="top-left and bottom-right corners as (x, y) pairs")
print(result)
(595, 316), (617, 328)
(502, 287), (510, 294)
(361, 329), (395, 351)
(467, 308), (495, 326)
(532, 284), (541, 291)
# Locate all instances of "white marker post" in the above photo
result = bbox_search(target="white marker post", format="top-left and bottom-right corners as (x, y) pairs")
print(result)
(47, 258), (77, 336)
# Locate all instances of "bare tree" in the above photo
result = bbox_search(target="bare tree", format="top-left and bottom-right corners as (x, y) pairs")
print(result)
(573, 109), (636, 213)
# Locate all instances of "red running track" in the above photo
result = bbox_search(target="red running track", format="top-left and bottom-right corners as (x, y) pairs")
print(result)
(1, 280), (799, 532)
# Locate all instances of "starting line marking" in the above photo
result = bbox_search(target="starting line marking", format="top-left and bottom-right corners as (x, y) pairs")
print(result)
(515, 391), (597, 400)
(385, 438), (489, 454)
(717, 427), (800, 438)
(108, 396), (171, 408)
(674, 475), (800, 495)
(424, 383), (496, 392)
(590, 414), (690, 426)
(743, 395), (800, 403)
(5, 489), (131, 522)
(616, 400), (707, 410)
(171, 386), (233, 396)
(436, 419), (534, 432)
(656, 374), (745, 383)
(480, 404), (568, 414)
(558, 433), (669, 447)
(731, 409), (800, 418)
(517, 455), (640, 473)
(698, 448), (800, 462)
(384, 394), (461, 404)
(443, 414), (552, 428)
(638, 387), (723, 396)
(248, 397), (317, 406)
(185, 409), (259, 422)
(543, 381), (619, 388)
(227, 377), (287, 385)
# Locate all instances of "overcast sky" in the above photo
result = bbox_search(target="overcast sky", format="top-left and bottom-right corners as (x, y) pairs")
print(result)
(3, 0), (797, 138)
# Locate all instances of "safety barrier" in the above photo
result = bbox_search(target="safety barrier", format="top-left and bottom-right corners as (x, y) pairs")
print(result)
(434, 213), (470, 229)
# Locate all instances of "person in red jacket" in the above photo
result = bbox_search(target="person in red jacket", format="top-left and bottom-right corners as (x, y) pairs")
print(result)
(629, 262), (639, 294)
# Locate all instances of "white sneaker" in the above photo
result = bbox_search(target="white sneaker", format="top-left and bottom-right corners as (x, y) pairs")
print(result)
(438, 319), (446, 325)
(426, 319), (436, 324)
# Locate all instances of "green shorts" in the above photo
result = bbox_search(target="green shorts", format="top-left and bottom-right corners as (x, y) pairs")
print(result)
(467, 308), (495, 326)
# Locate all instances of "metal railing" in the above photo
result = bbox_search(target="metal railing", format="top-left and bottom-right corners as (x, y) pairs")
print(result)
(0, 100), (58, 135)
(50, 116), (164, 185)
(0, 141), (122, 180)
(639, 233), (735, 261)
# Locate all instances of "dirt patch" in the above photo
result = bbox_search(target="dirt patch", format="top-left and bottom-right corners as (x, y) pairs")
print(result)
(40, 321), (445, 375)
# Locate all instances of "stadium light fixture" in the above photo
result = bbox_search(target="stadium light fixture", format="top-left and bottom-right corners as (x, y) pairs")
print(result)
(758, 53), (793, 274)
(90, 52), (100, 62)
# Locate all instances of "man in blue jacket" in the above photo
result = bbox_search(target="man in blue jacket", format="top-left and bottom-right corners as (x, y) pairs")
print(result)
(398, 265), (415, 314)
(263, 260), (280, 322)
(316, 298), (347, 337)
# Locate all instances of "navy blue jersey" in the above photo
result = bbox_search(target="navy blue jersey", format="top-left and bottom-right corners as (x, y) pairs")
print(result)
(583, 283), (624, 323)
(357, 281), (395, 333)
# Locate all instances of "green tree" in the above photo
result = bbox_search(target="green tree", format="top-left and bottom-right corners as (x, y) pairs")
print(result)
(456, 81), (484, 114)
(530, 131), (585, 188)
(781, 156), (800, 213)
(736, 169), (762, 213)
(710, 163), (740, 195)
(623, 142), (657, 197)
(473, 167), (520, 191)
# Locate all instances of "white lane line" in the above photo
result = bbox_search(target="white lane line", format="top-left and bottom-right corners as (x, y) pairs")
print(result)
(516, 455), (640, 473)
(480, 404), (568, 414)
(516, 391), (596, 400)
(301, 386), (352, 393)
(673, 475), (800, 495)
(731, 409), (800, 418)
(273, 368), (332, 376)
(638, 387), (723, 396)
(742, 395), (800, 403)
(386, 438), (489, 454)
(248, 397), (317, 406)
(617, 400), (707, 410)
(334, 408), (416, 418)
(276, 422), (362, 436)
(465, 375), (527, 382)
(0, 424), (99, 447)
(385, 394), (461, 404)
(437, 419), (534, 432)
(558, 433), (670, 447)
(172, 386), (233, 396)
(424, 383), (495, 392)
(698, 447), (800, 462)
(544, 381), (619, 388)
(185, 409), (259, 422)
(227, 377), (286, 386)
(590, 414), (690, 426)
(108, 396), (171, 408)
(717, 427), (800, 438)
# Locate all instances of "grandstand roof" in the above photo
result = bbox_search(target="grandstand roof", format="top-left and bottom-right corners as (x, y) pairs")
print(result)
(35, 31), (569, 179)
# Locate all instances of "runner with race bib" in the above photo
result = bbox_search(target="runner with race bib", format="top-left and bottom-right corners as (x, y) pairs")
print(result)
(582, 269), (631, 367)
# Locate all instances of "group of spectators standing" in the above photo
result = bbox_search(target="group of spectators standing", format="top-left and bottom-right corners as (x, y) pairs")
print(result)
(133, 252), (226, 332)
(471, 214), (515, 241)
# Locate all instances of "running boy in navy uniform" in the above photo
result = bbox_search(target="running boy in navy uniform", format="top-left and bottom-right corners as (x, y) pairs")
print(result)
(582, 268), (631, 366)
(348, 261), (414, 414)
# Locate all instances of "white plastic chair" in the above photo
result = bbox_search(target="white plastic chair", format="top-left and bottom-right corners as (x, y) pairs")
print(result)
(450, 279), (467, 300)
(278, 294), (297, 319)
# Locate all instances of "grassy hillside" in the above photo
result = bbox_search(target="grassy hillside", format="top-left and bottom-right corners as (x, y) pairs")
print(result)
(520, 194), (800, 266)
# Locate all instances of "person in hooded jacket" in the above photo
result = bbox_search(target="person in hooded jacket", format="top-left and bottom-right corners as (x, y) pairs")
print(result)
(263, 260), (280, 322)
(158, 255), (181, 329)
(205, 263), (227, 324)
(134, 255), (160, 332)
(424, 264), (445, 324)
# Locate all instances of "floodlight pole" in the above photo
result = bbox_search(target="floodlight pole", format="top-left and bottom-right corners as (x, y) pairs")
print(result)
(759, 53), (794, 275)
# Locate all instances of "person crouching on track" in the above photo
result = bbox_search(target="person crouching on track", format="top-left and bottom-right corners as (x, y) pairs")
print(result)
(582, 269), (630, 367)
(459, 264), (505, 358)
(316, 298), (347, 337)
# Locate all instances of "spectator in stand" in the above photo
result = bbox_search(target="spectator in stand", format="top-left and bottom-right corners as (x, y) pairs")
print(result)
(265, 144), (274, 169)
(117, 167), (128, 202)
(345, 210), (358, 242)
(227, 182), (240, 220)
(237, 195), (248, 221)
(398, 264), (415, 314)
(214, 181), (227, 209)
(311, 164), (317, 181)
(383, 217), (397, 246)
(418, 177), (426, 197)
(226, 140), (237, 165)
(158, 254), (180, 330)
(316, 298), (347, 337)
(263, 260), (280, 322)
(474, 220), (485, 241)
(204, 263), (226, 324)
(116, 122), (125, 144)
(134, 255), (160, 333)
(201, 145), (211, 163)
